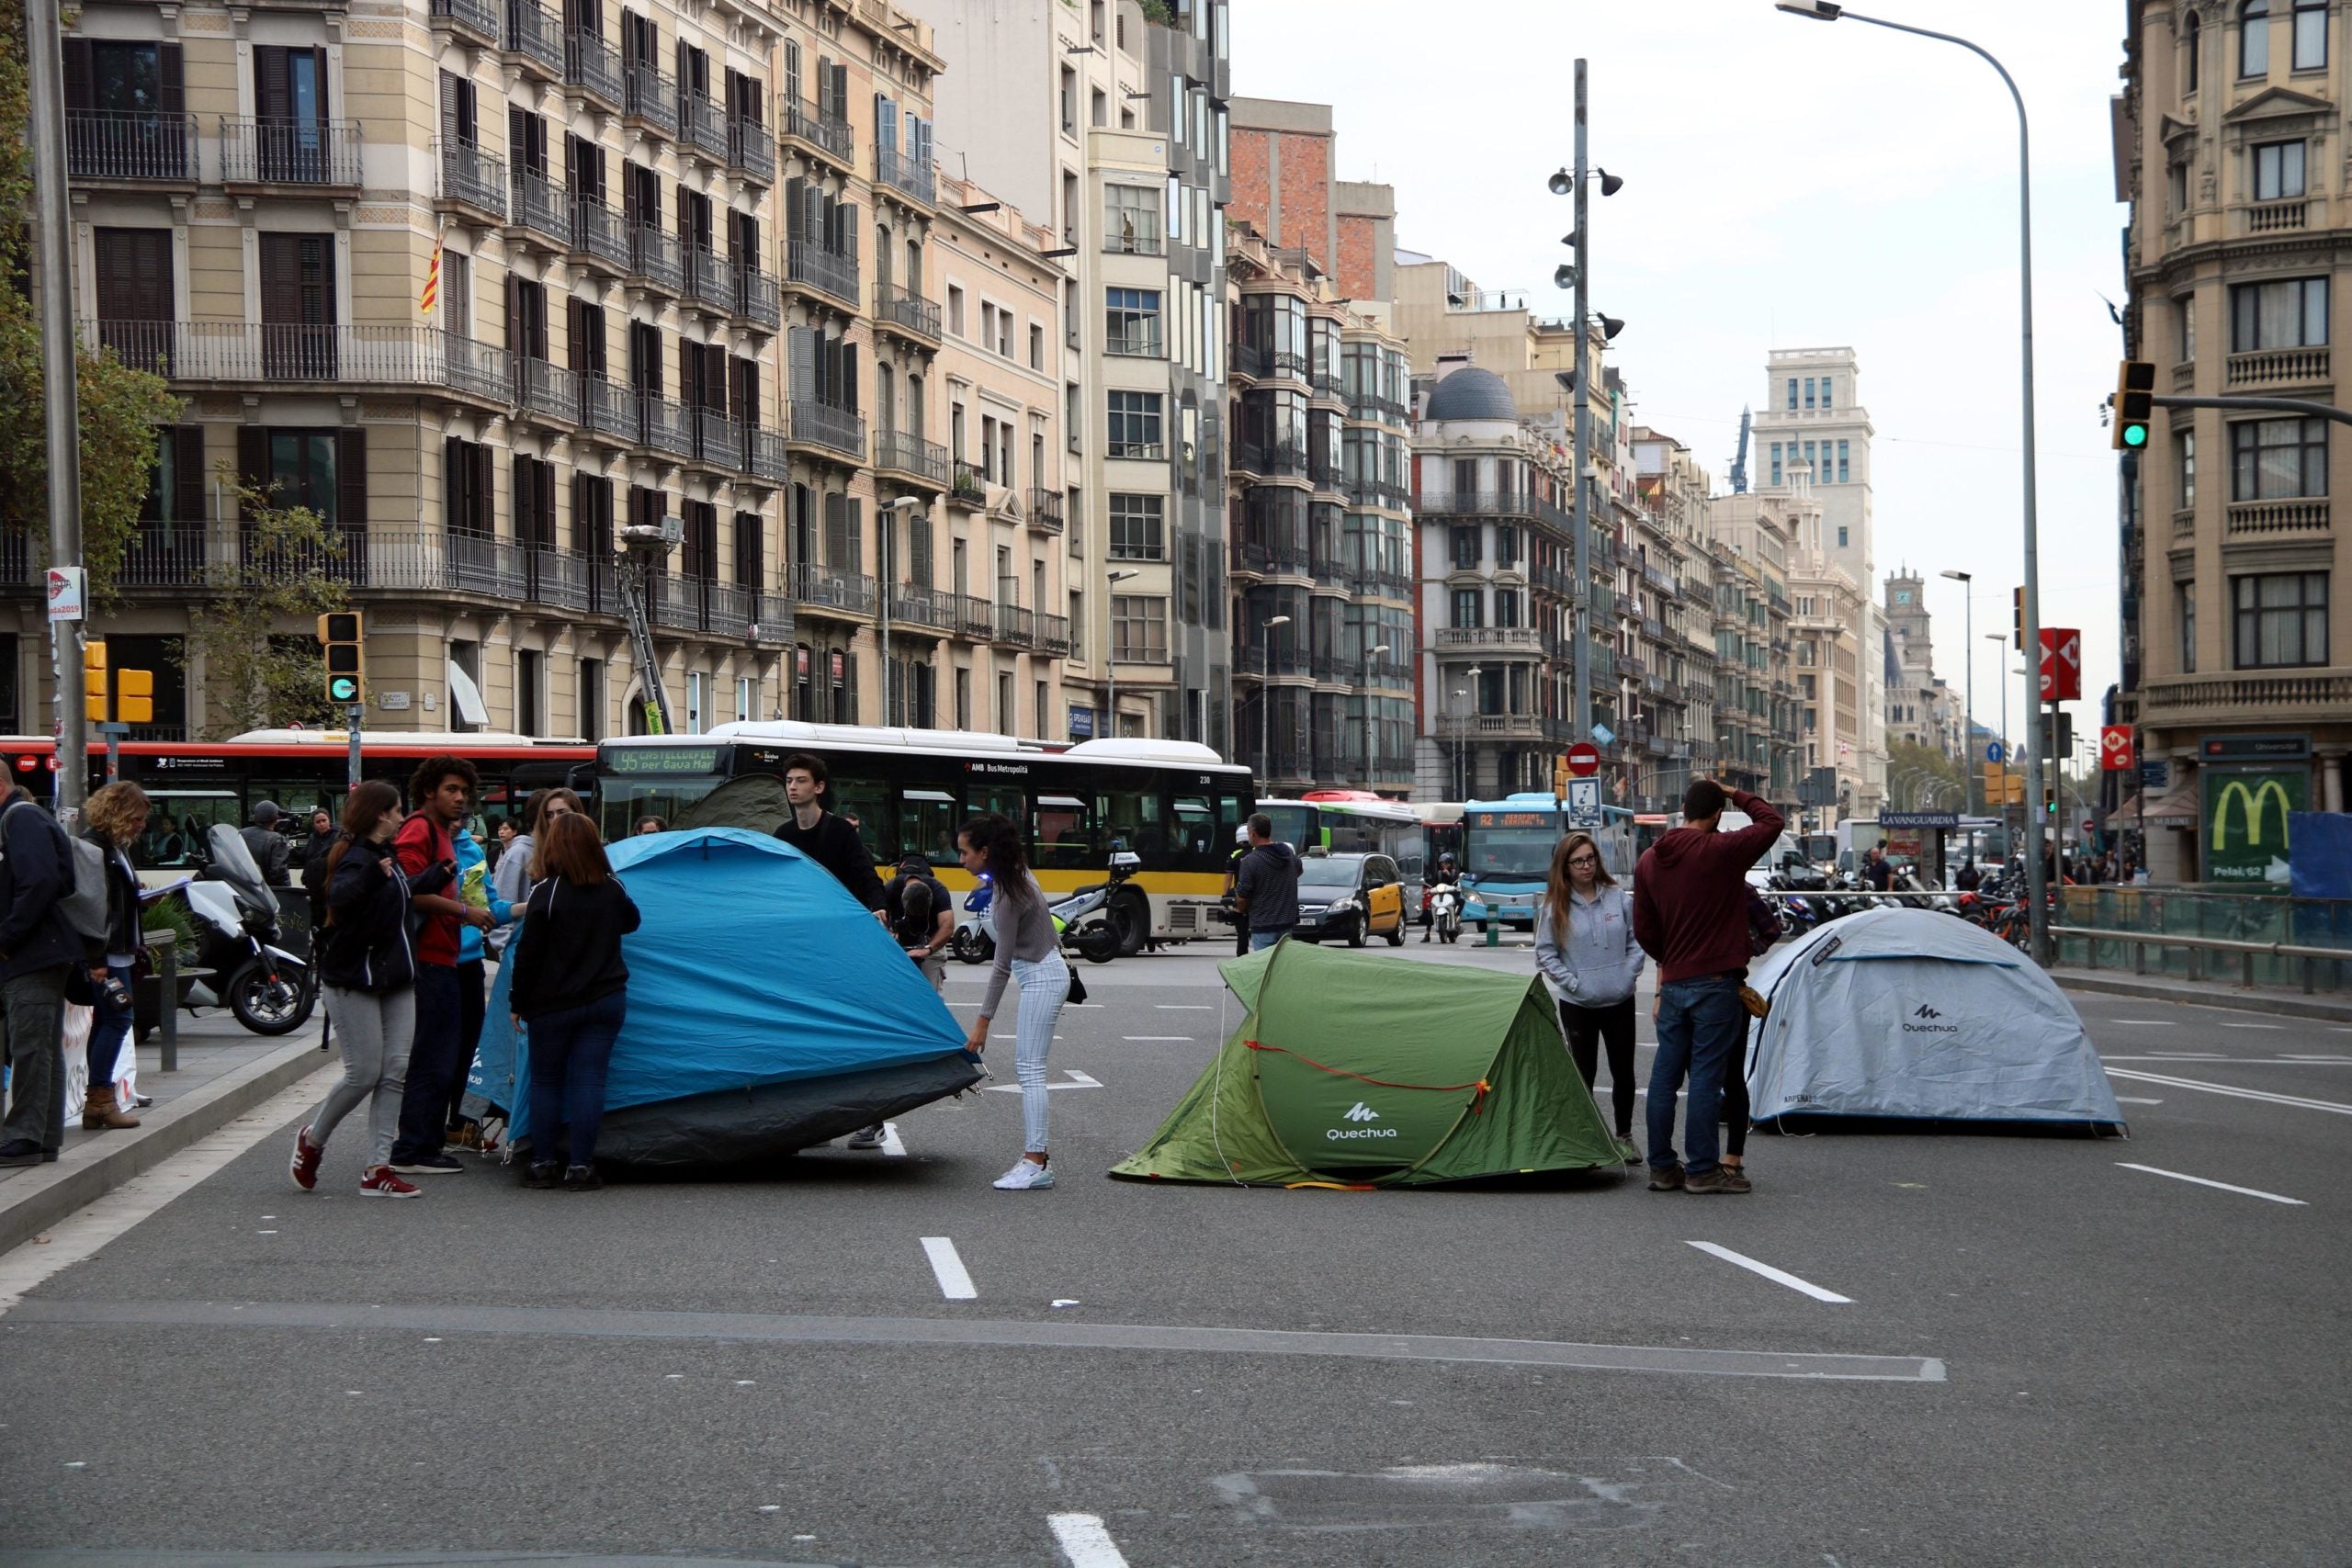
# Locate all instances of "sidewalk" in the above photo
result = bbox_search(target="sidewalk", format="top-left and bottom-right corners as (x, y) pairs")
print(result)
(2050, 964), (2352, 1023)
(0, 1009), (331, 1257)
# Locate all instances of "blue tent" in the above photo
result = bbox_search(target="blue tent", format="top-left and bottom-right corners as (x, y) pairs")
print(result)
(469, 828), (979, 1166)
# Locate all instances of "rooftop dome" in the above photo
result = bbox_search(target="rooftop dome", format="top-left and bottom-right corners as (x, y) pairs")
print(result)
(1424, 365), (1519, 423)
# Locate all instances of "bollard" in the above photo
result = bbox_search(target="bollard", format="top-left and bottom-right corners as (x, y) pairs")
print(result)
(158, 938), (178, 1074)
(1485, 918), (1499, 948)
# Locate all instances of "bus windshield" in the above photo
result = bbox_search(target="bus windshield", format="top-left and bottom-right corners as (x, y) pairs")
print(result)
(1259, 804), (1314, 849)
(1466, 826), (1559, 880)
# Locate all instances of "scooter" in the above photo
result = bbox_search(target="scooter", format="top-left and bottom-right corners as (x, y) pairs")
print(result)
(951, 872), (996, 965)
(186, 823), (317, 1036)
(1426, 884), (1463, 944)
(1051, 851), (1141, 964)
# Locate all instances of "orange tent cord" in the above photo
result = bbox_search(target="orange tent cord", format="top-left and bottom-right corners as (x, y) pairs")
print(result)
(1244, 1039), (1492, 1114)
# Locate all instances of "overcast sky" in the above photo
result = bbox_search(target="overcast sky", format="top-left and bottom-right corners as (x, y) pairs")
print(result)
(1233, 0), (2130, 765)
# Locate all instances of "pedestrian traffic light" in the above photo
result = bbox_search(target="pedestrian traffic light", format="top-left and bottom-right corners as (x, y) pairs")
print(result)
(117, 668), (153, 726)
(83, 639), (107, 724)
(2111, 359), (2155, 452)
(316, 611), (363, 705)
(2046, 788), (2058, 817)
(2012, 585), (2025, 651)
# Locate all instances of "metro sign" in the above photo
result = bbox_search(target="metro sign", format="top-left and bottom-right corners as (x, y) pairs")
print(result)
(2100, 724), (2134, 772)
(2038, 626), (2082, 703)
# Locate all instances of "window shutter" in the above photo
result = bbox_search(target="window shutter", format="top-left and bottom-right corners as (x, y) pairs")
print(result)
(335, 427), (367, 532)
(823, 490), (846, 566)
(842, 342), (857, 418)
(158, 44), (185, 114)
(535, 462), (556, 548)
(784, 176), (804, 242)
(787, 326), (816, 404)
(829, 62), (847, 119)
(61, 39), (92, 110)
(874, 94), (896, 155)
(474, 443), (495, 536)
(839, 200), (859, 262)
(912, 116), (933, 169)
(846, 497), (862, 575)
(173, 424), (206, 525)
(238, 425), (268, 517)
(513, 454), (536, 544)
(256, 46), (292, 123)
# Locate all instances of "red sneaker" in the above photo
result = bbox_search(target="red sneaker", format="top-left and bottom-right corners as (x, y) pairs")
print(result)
(289, 1125), (322, 1192)
(357, 1165), (421, 1200)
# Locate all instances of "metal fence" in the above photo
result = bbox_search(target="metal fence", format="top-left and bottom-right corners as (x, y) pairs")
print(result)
(2054, 886), (2352, 992)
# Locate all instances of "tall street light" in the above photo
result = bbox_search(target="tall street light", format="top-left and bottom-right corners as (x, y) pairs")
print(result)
(1451, 687), (1470, 803)
(1940, 569), (1974, 820)
(1104, 568), (1139, 738)
(1260, 615), (1291, 788)
(1780, 0), (2048, 962)
(1363, 643), (1392, 791)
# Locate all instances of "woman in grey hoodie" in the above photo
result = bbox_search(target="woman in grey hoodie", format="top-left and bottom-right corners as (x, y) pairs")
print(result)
(1535, 830), (1643, 1158)
(488, 787), (583, 959)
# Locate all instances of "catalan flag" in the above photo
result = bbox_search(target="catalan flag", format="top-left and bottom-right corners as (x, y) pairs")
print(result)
(420, 225), (442, 318)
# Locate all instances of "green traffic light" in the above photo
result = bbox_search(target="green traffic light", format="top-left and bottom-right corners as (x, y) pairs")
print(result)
(329, 677), (358, 702)
(2122, 423), (2149, 448)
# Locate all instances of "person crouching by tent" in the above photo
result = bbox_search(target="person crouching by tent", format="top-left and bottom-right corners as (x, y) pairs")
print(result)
(292, 781), (451, 1200)
(508, 812), (640, 1191)
(1536, 829), (1641, 1164)
(885, 852), (955, 997)
(956, 813), (1068, 1191)
(1632, 778), (1782, 1196)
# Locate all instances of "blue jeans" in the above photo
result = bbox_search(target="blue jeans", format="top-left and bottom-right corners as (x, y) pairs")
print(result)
(390, 962), (459, 1163)
(1249, 929), (1284, 952)
(88, 960), (135, 1083)
(525, 989), (627, 1168)
(1646, 975), (1747, 1177)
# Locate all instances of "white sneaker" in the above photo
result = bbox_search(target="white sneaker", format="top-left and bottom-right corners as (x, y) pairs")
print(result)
(992, 1157), (1055, 1190)
(846, 1124), (887, 1150)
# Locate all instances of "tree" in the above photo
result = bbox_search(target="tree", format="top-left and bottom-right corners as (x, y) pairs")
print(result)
(182, 474), (349, 738)
(0, 14), (182, 609)
(1886, 739), (1967, 812)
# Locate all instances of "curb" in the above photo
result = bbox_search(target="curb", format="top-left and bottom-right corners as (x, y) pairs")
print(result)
(2052, 970), (2352, 1024)
(0, 1036), (331, 1259)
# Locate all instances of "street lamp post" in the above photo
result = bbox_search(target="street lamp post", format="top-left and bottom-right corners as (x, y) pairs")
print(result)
(1363, 643), (1391, 790)
(1779, 0), (2048, 964)
(1260, 615), (1291, 786)
(1104, 568), (1139, 738)
(1451, 688), (1470, 802)
(1941, 570), (1974, 821)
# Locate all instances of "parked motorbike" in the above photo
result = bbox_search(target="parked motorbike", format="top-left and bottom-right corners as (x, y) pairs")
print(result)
(1051, 851), (1142, 964)
(951, 872), (996, 965)
(187, 823), (316, 1035)
(1426, 884), (1463, 944)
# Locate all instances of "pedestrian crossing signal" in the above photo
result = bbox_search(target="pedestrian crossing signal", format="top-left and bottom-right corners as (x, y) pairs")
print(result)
(2111, 360), (2155, 452)
(317, 611), (364, 705)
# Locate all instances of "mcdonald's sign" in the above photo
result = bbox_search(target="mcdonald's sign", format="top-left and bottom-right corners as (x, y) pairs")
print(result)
(2203, 769), (2305, 883)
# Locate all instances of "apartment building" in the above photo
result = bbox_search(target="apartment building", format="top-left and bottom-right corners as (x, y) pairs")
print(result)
(910, 0), (1230, 748)
(40, 0), (961, 739)
(1225, 224), (1412, 795)
(1634, 426), (1723, 798)
(2116, 0), (2352, 881)
(1706, 489), (1799, 807)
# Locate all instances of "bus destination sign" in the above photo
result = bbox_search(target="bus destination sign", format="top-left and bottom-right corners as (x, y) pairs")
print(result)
(604, 746), (726, 775)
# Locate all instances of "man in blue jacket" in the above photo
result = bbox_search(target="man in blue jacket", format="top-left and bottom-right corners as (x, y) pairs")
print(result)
(0, 786), (85, 1165)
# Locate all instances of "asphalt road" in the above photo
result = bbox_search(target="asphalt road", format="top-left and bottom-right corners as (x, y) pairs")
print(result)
(0, 934), (2345, 1567)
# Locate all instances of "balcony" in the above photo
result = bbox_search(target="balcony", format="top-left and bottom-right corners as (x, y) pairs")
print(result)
(2224, 497), (2331, 536)
(1439, 713), (1550, 741)
(788, 399), (865, 462)
(439, 140), (507, 221)
(994, 604), (1038, 647)
(949, 461), (987, 508)
(752, 593), (795, 645)
(564, 30), (624, 109)
(515, 356), (579, 423)
(1346, 390), (1409, 428)
(509, 166), (570, 248)
(875, 429), (948, 489)
(430, 0), (499, 42)
(502, 0), (564, 79)
(625, 63), (678, 138)
(66, 110), (198, 184)
(2140, 670), (2352, 725)
(83, 319), (514, 400)
(639, 390), (691, 457)
(786, 243), (859, 307)
(680, 92), (729, 165)
(874, 144), (935, 208)
(729, 117), (775, 185)
(888, 582), (955, 632)
(952, 593), (993, 641)
(628, 223), (684, 295)
(571, 197), (631, 275)
(220, 118), (362, 188)
(2245, 198), (2309, 234)
(687, 245), (737, 315)
(694, 407), (742, 469)
(1435, 626), (1544, 655)
(1106, 225), (1164, 256)
(1234, 441), (1306, 479)
(2225, 346), (2331, 390)
(779, 97), (853, 170)
(746, 422), (790, 482)
(875, 282), (942, 344)
(580, 373), (636, 441)
(1038, 613), (1071, 657)
(1234, 541), (1310, 577)
(1028, 488), (1065, 533)
(1416, 489), (1574, 532)
(739, 269), (782, 331)
(790, 562), (876, 616)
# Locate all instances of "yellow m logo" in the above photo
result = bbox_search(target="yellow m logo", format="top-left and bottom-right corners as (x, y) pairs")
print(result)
(2212, 778), (2293, 852)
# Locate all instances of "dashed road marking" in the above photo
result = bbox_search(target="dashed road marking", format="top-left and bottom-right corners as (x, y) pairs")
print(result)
(2116, 1163), (2306, 1206)
(2220, 1022), (2285, 1031)
(921, 1236), (978, 1300)
(1047, 1513), (1133, 1567)
(878, 1122), (907, 1157)
(1156, 1005), (1214, 1010)
(2113, 1096), (2165, 1105)
(985, 1071), (1103, 1094)
(1122, 1035), (1193, 1042)
(1686, 1241), (1852, 1303)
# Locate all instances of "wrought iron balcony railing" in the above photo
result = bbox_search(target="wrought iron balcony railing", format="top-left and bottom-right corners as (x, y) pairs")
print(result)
(220, 117), (361, 186)
(65, 109), (197, 182)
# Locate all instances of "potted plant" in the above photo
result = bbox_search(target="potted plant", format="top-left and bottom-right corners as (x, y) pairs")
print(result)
(133, 893), (206, 1043)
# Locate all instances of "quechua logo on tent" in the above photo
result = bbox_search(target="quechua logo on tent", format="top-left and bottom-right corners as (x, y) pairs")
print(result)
(1904, 1001), (1958, 1034)
(1329, 1100), (1397, 1140)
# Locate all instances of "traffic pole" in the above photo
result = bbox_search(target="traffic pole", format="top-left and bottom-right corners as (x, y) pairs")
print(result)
(28, 0), (87, 818)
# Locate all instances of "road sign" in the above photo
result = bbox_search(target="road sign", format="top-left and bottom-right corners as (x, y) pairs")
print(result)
(2140, 758), (2170, 790)
(1566, 776), (1601, 829)
(2039, 626), (2082, 702)
(1985, 740), (2006, 764)
(1565, 741), (1600, 777)
(1589, 722), (1614, 748)
(2100, 724), (2134, 771)
(45, 567), (84, 624)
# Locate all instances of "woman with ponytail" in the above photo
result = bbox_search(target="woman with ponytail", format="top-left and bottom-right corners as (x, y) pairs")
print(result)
(956, 813), (1069, 1190)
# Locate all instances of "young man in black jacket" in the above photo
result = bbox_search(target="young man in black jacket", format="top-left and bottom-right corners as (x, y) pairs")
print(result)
(774, 754), (888, 920)
(0, 786), (87, 1165)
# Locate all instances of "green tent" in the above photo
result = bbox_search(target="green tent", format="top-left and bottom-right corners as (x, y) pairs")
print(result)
(1110, 941), (1623, 1188)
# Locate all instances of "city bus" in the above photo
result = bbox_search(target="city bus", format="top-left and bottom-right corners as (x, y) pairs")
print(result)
(1257, 791), (1425, 891)
(0, 731), (595, 873)
(596, 721), (1254, 952)
(1458, 795), (1641, 931)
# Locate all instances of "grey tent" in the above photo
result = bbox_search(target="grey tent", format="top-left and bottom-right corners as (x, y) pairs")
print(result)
(676, 773), (794, 836)
(1746, 907), (2126, 1130)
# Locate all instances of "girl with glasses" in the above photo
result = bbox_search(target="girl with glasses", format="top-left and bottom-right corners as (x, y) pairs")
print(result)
(1537, 831), (1643, 1163)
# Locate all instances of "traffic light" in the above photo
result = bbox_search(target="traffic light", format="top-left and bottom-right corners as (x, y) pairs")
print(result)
(1553, 754), (1570, 794)
(83, 639), (107, 724)
(2012, 585), (2025, 651)
(317, 611), (363, 705)
(2111, 359), (2155, 452)
(2045, 788), (2058, 817)
(117, 668), (153, 726)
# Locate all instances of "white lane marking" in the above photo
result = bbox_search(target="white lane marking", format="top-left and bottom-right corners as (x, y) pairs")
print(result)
(0, 1069), (333, 1312)
(2110, 1055), (2352, 1066)
(1122, 1035), (1194, 1042)
(1064, 1069), (1102, 1088)
(1685, 1241), (1852, 1304)
(2104, 1055), (2230, 1062)
(2220, 1022), (2284, 1031)
(920, 1236), (978, 1300)
(984, 1071), (1103, 1094)
(2105, 1067), (2352, 1115)
(2109, 1019), (2176, 1025)
(1155, 1005), (1214, 1010)
(1047, 1513), (1133, 1568)
(2116, 1163), (2307, 1206)
(878, 1122), (908, 1158)
(2282, 1055), (2352, 1062)
(2114, 1096), (2166, 1105)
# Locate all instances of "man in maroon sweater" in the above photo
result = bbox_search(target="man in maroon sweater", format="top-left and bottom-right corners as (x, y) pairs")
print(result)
(1632, 778), (1784, 1194)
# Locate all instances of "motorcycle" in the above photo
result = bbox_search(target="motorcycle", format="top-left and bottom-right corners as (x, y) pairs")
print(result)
(951, 872), (996, 965)
(1051, 851), (1142, 965)
(186, 823), (317, 1035)
(1426, 884), (1463, 944)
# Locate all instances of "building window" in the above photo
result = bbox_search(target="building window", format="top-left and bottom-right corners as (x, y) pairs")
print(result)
(1494, 589), (1521, 627)
(1105, 288), (1163, 356)
(1451, 587), (1482, 628)
(2229, 415), (2328, 499)
(2187, 9), (2202, 90)
(2178, 581), (2197, 673)
(946, 284), (965, 336)
(2243, 0), (2271, 77)
(1820, 375), (1833, 411)
(2177, 295), (2196, 362)
(2232, 570), (2327, 667)
(1837, 440), (1850, 483)
(268, 431), (339, 525)
(2253, 139), (2306, 199)
(516, 649), (543, 736)
(1837, 525), (1849, 547)
(2178, 430), (2197, 509)
(1106, 185), (1161, 253)
(1451, 525), (1478, 570)
(1109, 493), (1164, 559)
(1107, 390), (1163, 458)
(1113, 594), (1167, 661)
(2294, 0), (2325, 68)
(1785, 377), (1797, 411)
(1030, 321), (1045, 369)
(1769, 443), (1782, 486)
(1803, 377), (1815, 410)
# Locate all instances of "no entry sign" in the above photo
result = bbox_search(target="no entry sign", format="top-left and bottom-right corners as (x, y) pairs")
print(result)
(1566, 742), (1600, 777)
